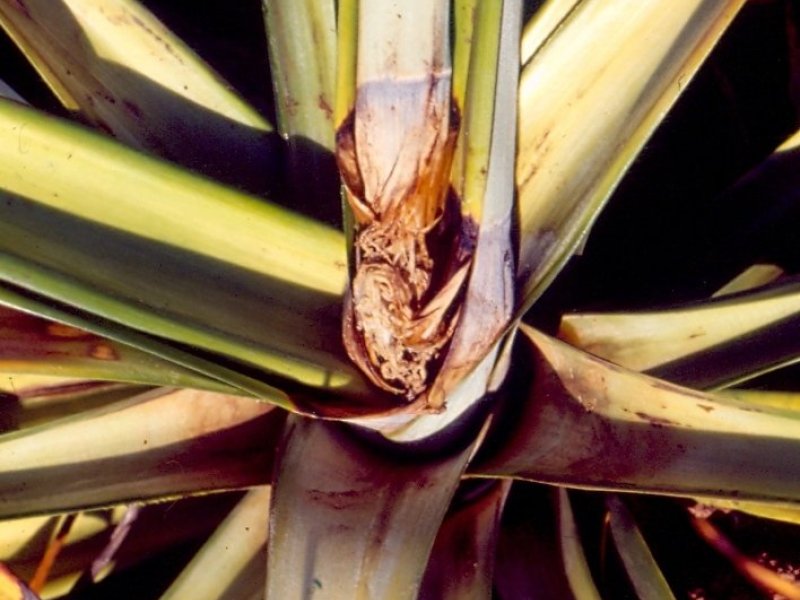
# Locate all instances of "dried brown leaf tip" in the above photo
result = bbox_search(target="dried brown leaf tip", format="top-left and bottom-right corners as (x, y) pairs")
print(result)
(337, 75), (476, 402)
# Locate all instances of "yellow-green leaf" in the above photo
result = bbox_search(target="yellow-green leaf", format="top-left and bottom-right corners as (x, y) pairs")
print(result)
(0, 0), (275, 191)
(516, 0), (745, 310)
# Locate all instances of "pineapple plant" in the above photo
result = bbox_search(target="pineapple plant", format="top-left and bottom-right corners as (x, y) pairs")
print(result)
(0, 0), (799, 598)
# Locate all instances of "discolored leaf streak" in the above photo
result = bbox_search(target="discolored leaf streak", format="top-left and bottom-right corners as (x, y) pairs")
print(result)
(337, 74), (476, 402)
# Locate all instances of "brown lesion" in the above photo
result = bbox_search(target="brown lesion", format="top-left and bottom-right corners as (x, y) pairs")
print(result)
(45, 322), (92, 339)
(89, 343), (119, 361)
(337, 83), (473, 402)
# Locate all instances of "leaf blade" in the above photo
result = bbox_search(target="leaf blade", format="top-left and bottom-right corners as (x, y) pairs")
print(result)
(516, 0), (746, 310)
(0, 305), (232, 393)
(161, 487), (270, 600)
(0, 389), (283, 519)
(0, 99), (380, 411)
(0, 0), (276, 191)
(266, 417), (474, 600)
(472, 326), (800, 503)
(607, 495), (676, 600)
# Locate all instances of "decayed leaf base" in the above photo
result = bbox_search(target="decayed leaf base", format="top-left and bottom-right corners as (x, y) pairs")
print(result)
(337, 75), (476, 404)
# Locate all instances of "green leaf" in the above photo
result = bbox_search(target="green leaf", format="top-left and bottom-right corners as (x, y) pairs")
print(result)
(606, 495), (676, 600)
(557, 489), (601, 600)
(0, 388), (282, 518)
(0, 305), (232, 393)
(450, 0), (503, 217)
(712, 264), (784, 297)
(451, 0), (478, 115)
(0, 99), (382, 413)
(1, 377), (148, 431)
(0, 0), (276, 192)
(0, 283), (287, 408)
(263, 0), (340, 224)
(333, 0), (357, 128)
(264, 0), (336, 149)
(161, 487), (270, 600)
(0, 369), (129, 402)
(266, 416), (474, 599)
(520, 0), (580, 64)
(559, 279), (800, 390)
(721, 389), (800, 412)
(694, 495), (800, 527)
(516, 0), (745, 310)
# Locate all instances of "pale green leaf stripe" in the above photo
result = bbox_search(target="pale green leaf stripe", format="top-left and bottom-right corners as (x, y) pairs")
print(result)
(424, 0), (519, 410)
(0, 373), (127, 398)
(557, 489), (602, 600)
(695, 495), (800, 527)
(721, 390), (800, 413)
(561, 281), (800, 372)
(607, 495), (676, 600)
(520, 0), (580, 65)
(452, 0), (503, 217)
(0, 344), (228, 394)
(712, 264), (784, 297)
(263, 0), (340, 224)
(0, 389), (281, 519)
(334, 0), (357, 126)
(0, 0), (269, 128)
(0, 99), (371, 401)
(0, 246), (340, 402)
(161, 487), (269, 600)
(451, 0), (478, 113)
